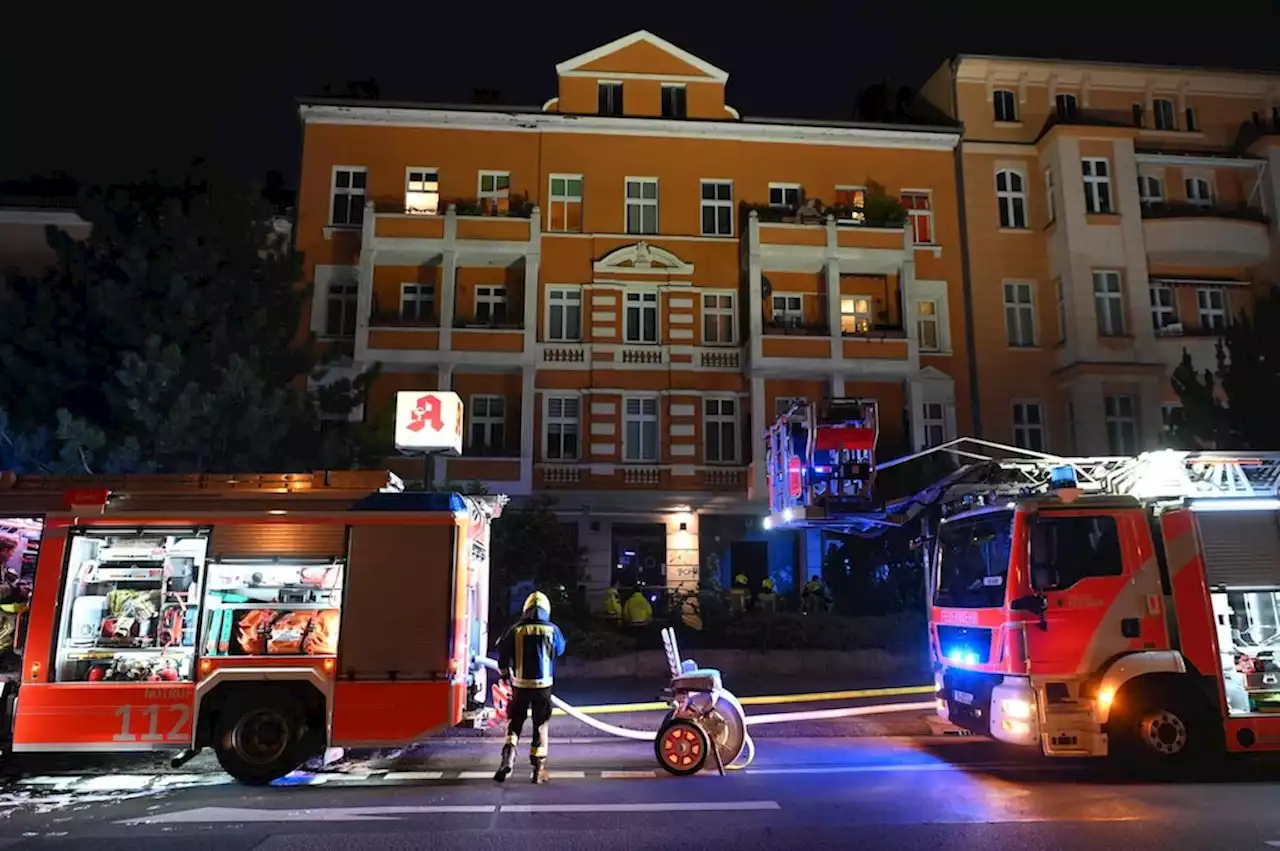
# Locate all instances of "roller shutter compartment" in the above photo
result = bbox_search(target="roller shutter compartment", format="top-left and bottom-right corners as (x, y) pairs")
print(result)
(1195, 511), (1280, 588)
(209, 523), (348, 558)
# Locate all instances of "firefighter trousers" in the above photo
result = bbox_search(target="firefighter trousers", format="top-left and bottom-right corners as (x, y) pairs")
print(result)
(505, 686), (553, 761)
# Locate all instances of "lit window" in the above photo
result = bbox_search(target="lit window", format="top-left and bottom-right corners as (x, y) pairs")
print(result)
(841, 296), (872, 335)
(405, 169), (439, 215)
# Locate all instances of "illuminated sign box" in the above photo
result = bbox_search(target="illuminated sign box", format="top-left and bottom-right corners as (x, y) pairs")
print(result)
(394, 391), (464, 455)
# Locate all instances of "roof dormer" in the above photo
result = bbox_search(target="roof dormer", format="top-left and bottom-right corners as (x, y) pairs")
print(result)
(544, 30), (738, 121)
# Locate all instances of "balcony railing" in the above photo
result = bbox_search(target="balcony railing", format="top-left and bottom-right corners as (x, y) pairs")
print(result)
(1140, 201), (1269, 225)
(764, 320), (830, 336)
(369, 312), (439, 329)
(371, 195), (535, 219)
(842, 324), (906, 339)
(452, 315), (524, 330)
(1153, 322), (1227, 339)
(742, 197), (906, 229)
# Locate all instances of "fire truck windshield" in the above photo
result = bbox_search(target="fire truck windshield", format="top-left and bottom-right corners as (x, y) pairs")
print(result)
(934, 510), (1014, 609)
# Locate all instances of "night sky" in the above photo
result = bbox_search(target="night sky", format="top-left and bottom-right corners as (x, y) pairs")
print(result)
(5, 2), (1280, 188)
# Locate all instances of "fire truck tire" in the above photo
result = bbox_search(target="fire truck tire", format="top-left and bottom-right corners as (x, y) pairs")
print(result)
(1107, 682), (1213, 770)
(213, 689), (315, 785)
(655, 719), (710, 776)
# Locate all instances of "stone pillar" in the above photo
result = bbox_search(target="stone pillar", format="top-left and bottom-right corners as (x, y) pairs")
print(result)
(439, 206), (459, 352)
(751, 375), (767, 502)
(433, 365), (454, 487)
(747, 212), (764, 363)
(519, 366), (536, 493)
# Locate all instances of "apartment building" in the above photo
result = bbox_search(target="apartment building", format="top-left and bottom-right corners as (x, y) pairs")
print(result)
(920, 56), (1280, 456)
(296, 30), (967, 593)
(0, 182), (88, 275)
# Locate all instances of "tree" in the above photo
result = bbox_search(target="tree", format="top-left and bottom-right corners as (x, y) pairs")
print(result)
(1170, 285), (1280, 450)
(488, 496), (583, 625)
(0, 165), (378, 474)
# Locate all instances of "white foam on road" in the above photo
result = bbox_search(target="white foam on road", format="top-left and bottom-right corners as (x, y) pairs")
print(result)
(75, 775), (153, 792)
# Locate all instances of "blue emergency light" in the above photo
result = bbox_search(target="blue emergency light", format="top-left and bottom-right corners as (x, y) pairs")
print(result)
(1048, 465), (1077, 489)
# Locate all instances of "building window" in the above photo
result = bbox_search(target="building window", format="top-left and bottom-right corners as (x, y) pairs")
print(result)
(325, 281), (358, 338)
(995, 170), (1027, 229)
(1104, 395), (1138, 455)
(1003, 282), (1036, 347)
(1082, 158), (1112, 214)
(1093, 271), (1125, 336)
(916, 300), (940, 351)
(704, 398), (738, 464)
(548, 175), (583, 233)
(475, 286), (508, 325)
(902, 192), (933, 244)
(771, 295), (802, 328)
(834, 186), (866, 223)
(546, 287), (581, 342)
(598, 82), (623, 116)
(700, 181), (734, 236)
(1138, 174), (1164, 207)
(478, 171), (511, 215)
(1054, 279), (1066, 344)
(1197, 288), (1227, 331)
(405, 168), (439, 215)
(841, 296), (872, 335)
(993, 89), (1018, 122)
(1153, 98), (1176, 131)
(400, 283), (434, 323)
(1044, 169), (1056, 223)
(922, 402), (945, 448)
(1185, 107), (1198, 132)
(1161, 403), (1182, 436)
(1055, 92), (1078, 119)
(1132, 103), (1145, 127)
(1012, 402), (1045, 451)
(624, 291), (659, 343)
(768, 183), (801, 209)
(331, 167), (367, 227)
(623, 397), (659, 463)
(660, 85), (687, 119)
(544, 396), (580, 461)
(1185, 177), (1213, 207)
(702, 293), (735, 344)
(469, 395), (506, 452)
(1150, 284), (1178, 333)
(625, 178), (658, 235)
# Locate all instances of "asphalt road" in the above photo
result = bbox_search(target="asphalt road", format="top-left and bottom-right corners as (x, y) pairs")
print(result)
(6, 737), (1280, 850)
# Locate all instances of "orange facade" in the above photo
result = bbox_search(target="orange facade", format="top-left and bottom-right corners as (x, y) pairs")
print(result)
(296, 31), (968, 591)
(919, 56), (1280, 456)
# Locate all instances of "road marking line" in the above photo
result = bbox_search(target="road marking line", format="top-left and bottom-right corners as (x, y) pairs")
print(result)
(501, 801), (781, 814)
(457, 771), (495, 780)
(384, 771), (444, 781)
(601, 770), (661, 779)
(549, 771), (586, 779)
(552, 685), (935, 715)
(76, 775), (154, 792)
(119, 805), (496, 824)
(1263, 842), (1280, 847)
(743, 762), (1084, 775)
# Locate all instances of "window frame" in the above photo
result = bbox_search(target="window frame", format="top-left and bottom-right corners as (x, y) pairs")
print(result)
(547, 174), (583, 233)
(996, 169), (1028, 229)
(545, 286), (582, 342)
(468, 394), (507, 453)
(622, 395), (660, 463)
(901, 190), (933, 244)
(921, 401), (946, 449)
(624, 290), (659, 344)
(768, 182), (802, 209)
(703, 396), (739, 465)
(770, 294), (803, 328)
(474, 285), (508, 325)
(624, 177), (659, 235)
(1082, 158), (1113, 214)
(1012, 400), (1046, 452)
(404, 167), (440, 216)
(325, 280), (359, 338)
(660, 84), (688, 119)
(477, 170), (511, 215)
(699, 179), (734, 237)
(543, 394), (581, 462)
(1138, 174), (1165, 207)
(1055, 92), (1079, 118)
(1197, 287), (1227, 331)
(916, 299), (941, 352)
(1150, 283), (1178, 332)
(1044, 168), (1056, 223)
(1093, 270), (1126, 337)
(1185, 176), (1213, 207)
(330, 165), (368, 228)
(840, 295), (873, 335)
(399, 282), (435, 324)
(1104, 394), (1138, 455)
(1003, 281), (1036, 347)
(1153, 98), (1177, 131)
(701, 291), (736, 345)
(598, 81), (623, 116)
(993, 89), (1018, 123)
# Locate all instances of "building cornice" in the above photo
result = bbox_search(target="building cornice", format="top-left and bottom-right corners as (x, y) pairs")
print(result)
(298, 104), (961, 151)
(954, 55), (1280, 99)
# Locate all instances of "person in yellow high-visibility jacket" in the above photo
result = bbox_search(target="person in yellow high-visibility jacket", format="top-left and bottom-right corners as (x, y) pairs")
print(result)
(729, 573), (750, 614)
(603, 587), (622, 623)
(623, 591), (653, 626)
(757, 577), (778, 613)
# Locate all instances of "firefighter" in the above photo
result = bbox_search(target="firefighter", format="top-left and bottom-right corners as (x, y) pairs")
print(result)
(757, 577), (778, 613)
(729, 573), (750, 613)
(494, 591), (566, 784)
(802, 574), (832, 614)
(623, 590), (653, 626)
(603, 587), (622, 623)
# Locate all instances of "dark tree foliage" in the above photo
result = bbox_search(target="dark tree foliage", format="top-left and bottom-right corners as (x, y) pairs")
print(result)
(1170, 285), (1280, 450)
(488, 496), (583, 624)
(0, 166), (378, 474)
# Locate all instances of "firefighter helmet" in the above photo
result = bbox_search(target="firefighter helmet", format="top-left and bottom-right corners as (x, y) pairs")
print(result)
(524, 591), (551, 614)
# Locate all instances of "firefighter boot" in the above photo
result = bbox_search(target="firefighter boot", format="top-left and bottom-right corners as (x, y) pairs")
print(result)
(531, 756), (549, 785)
(494, 744), (516, 783)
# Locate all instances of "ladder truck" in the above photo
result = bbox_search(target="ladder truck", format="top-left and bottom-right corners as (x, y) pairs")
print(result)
(765, 408), (1280, 766)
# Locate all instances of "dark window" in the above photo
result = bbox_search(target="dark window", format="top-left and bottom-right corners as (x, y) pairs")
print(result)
(1131, 103), (1144, 127)
(993, 90), (1017, 122)
(661, 85), (687, 119)
(1030, 515), (1123, 592)
(612, 523), (667, 589)
(1153, 98), (1176, 131)
(1055, 93), (1078, 119)
(598, 83), (623, 116)
(1186, 107), (1199, 132)
(935, 510), (1014, 609)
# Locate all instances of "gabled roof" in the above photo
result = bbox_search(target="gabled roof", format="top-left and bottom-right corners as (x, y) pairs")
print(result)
(555, 30), (730, 83)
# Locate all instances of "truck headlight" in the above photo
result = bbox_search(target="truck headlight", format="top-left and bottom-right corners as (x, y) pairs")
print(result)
(1000, 698), (1033, 719)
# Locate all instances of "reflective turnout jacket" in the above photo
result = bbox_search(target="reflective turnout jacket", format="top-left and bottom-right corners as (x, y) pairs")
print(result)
(496, 613), (566, 688)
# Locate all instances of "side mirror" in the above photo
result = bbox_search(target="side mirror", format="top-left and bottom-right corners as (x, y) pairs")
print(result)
(1010, 594), (1047, 614)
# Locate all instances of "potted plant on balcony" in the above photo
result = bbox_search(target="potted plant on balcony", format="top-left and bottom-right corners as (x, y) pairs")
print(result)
(862, 181), (908, 228)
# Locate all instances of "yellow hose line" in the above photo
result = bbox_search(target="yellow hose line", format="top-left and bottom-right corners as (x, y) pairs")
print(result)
(550, 684), (934, 716)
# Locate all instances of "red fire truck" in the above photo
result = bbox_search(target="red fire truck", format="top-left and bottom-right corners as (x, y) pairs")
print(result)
(0, 469), (502, 783)
(766, 404), (1280, 766)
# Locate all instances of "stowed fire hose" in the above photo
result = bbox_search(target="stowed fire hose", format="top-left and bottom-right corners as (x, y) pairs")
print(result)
(477, 627), (934, 777)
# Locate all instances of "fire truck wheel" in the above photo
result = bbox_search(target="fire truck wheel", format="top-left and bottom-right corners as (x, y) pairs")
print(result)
(655, 719), (710, 776)
(1109, 685), (1211, 770)
(213, 690), (311, 785)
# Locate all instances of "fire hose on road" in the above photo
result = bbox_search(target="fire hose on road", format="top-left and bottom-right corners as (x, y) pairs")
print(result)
(477, 632), (935, 776)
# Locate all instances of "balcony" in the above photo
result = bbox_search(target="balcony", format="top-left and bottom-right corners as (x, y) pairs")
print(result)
(450, 313), (526, 353)
(1152, 322), (1224, 369)
(1142, 203), (1270, 268)
(761, 320), (832, 359)
(366, 311), (440, 351)
(536, 464), (748, 493)
(745, 199), (912, 275)
(367, 200), (537, 264)
(842, 325), (910, 360)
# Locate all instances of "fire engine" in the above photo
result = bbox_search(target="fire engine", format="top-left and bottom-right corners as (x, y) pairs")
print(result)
(0, 469), (503, 783)
(765, 402), (1280, 765)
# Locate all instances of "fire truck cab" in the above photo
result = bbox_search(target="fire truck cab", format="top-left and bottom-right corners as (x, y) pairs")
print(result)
(0, 470), (502, 783)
